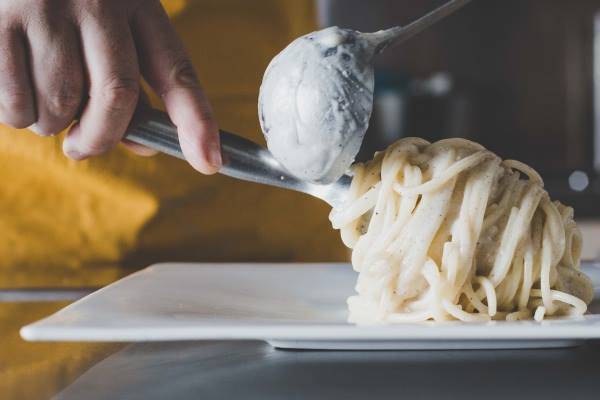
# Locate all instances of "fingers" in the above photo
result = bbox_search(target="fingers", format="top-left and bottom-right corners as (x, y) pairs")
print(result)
(0, 26), (35, 128)
(26, 17), (84, 136)
(63, 10), (139, 160)
(132, 1), (221, 174)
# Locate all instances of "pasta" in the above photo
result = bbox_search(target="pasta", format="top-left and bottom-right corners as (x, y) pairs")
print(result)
(329, 138), (594, 323)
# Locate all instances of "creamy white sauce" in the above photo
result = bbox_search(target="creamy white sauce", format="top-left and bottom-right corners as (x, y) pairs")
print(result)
(258, 26), (378, 184)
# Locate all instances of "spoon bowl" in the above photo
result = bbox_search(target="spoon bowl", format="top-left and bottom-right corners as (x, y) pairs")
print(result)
(258, 0), (472, 184)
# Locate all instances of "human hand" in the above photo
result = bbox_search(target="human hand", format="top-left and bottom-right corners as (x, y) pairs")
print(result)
(0, 0), (221, 173)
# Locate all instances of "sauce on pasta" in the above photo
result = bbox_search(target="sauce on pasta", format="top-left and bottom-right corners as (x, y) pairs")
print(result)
(330, 138), (593, 323)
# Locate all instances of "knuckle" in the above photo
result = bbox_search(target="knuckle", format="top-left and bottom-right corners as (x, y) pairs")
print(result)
(169, 58), (200, 90)
(0, 88), (31, 115)
(0, 88), (34, 128)
(196, 107), (216, 126)
(100, 77), (139, 113)
(80, 0), (111, 18)
(47, 86), (82, 115)
(77, 0), (138, 24)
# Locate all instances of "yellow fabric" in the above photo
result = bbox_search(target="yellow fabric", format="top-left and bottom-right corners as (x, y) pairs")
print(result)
(0, 0), (345, 288)
(1, 1), (346, 398)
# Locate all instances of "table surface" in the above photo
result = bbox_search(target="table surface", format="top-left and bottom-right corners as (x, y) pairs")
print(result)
(48, 339), (600, 399)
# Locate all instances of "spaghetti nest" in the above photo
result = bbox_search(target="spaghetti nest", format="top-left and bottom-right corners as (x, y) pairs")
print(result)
(330, 138), (593, 323)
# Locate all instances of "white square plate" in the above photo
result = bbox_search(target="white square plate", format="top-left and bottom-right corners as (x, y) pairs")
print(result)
(21, 263), (600, 350)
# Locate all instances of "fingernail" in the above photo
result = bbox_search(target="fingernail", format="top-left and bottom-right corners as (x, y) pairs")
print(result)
(28, 123), (51, 137)
(209, 141), (222, 169)
(65, 148), (86, 161)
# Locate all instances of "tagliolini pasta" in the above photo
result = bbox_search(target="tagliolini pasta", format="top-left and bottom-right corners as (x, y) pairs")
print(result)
(330, 138), (594, 323)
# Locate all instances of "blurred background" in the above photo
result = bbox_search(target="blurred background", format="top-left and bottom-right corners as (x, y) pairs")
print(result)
(319, 0), (600, 258)
(9, 3), (600, 399)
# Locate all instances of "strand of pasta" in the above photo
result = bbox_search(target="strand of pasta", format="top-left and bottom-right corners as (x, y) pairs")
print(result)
(331, 137), (592, 324)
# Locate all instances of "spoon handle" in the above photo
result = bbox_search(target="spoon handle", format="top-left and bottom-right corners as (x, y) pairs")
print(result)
(372, 0), (472, 53)
(125, 107), (309, 190)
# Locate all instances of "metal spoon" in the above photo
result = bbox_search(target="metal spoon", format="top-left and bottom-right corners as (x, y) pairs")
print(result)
(125, 108), (351, 207)
(365, 0), (472, 54)
(258, 0), (472, 184)
(125, 0), (472, 206)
